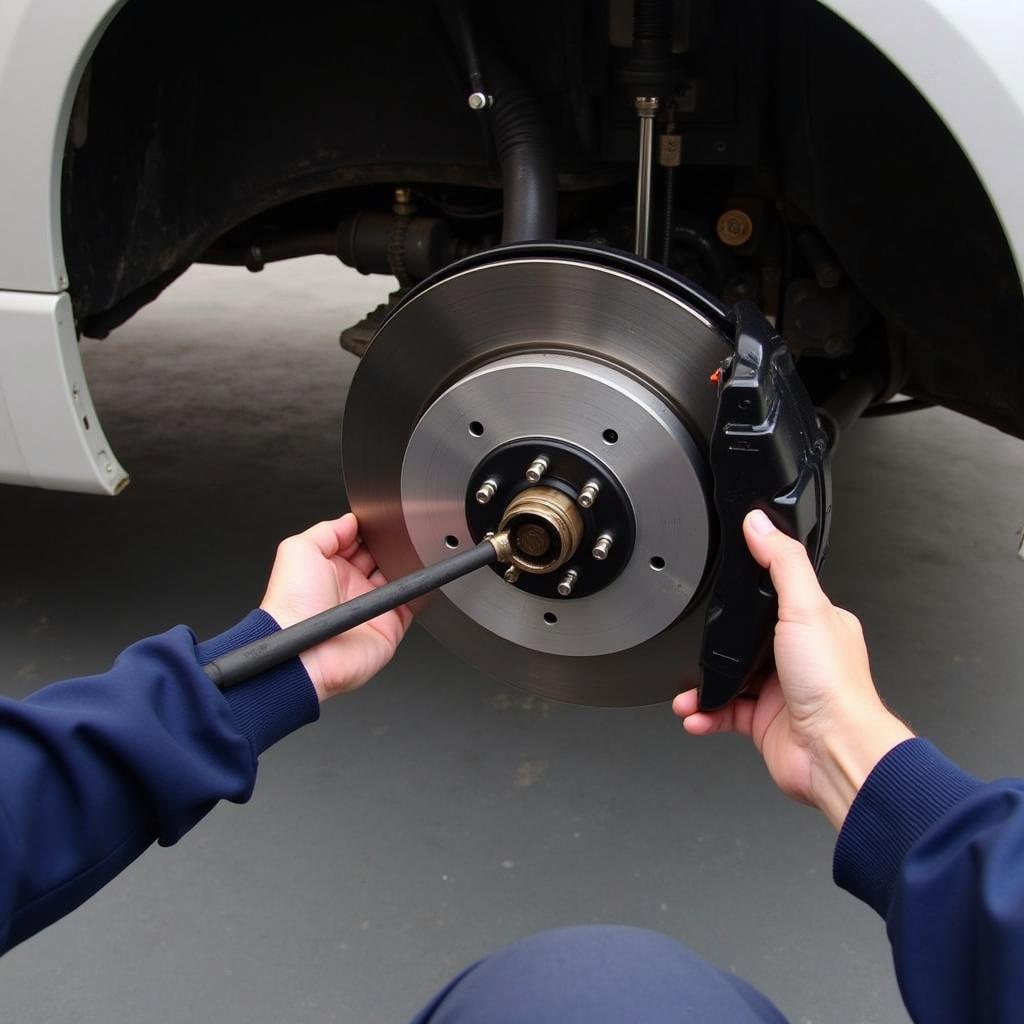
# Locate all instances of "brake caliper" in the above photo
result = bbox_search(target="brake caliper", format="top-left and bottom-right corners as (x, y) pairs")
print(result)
(699, 301), (832, 710)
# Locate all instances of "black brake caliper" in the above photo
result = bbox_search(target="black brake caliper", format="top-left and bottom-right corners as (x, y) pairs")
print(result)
(699, 301), (832, 711)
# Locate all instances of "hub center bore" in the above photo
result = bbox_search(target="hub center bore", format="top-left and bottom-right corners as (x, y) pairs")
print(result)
(515, 523), (552, 559)
(498, 485), (583, 575)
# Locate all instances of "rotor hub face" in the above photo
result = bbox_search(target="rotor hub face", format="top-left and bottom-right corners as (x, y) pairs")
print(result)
(342, 252), (733, 705)
(467, 437), (635, 597)
(400, 353), (711, 657)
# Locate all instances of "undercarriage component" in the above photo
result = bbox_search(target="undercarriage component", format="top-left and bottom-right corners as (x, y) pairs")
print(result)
(782, 277), (870, 358)
(336, 210), (456, 284)
(339, 289), (408, 358)
(343, 243), (732, 706)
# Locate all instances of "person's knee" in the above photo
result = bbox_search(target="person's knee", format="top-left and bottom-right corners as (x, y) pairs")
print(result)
(419, 925), (785, 1023)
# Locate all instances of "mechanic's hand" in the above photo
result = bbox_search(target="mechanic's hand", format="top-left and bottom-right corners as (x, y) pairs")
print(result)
(260, 514), (412, 703)
(673, 509), (913, 829)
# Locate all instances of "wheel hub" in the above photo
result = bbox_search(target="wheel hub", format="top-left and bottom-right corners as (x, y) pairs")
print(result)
(343, 247), (733, 705)
(468, 437), (634, 597)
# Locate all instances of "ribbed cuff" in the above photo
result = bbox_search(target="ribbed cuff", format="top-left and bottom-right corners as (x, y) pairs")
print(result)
(833, 738), (983, 916)
(195, 609), (319, 755)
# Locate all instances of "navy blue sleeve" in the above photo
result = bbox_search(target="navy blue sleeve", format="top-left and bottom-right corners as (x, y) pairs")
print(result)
(834, 738), (1024, 1023)
(0, 610), (318, 954)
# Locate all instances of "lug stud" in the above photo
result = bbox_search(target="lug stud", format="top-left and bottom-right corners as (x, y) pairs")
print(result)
(525, 455), (550, 484)
(591, 533), (613, 561)
(557, 569), (579, 597)
(475, 478), (498, 504)
(503, 565), (521, 584)
(577, 479), (601, 509)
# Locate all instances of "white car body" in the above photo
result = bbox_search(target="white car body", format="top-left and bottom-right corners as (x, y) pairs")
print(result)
(0, 0), (1022, 494)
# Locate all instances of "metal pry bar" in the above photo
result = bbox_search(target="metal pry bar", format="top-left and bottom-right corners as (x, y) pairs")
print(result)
(205, 533), (511, 691)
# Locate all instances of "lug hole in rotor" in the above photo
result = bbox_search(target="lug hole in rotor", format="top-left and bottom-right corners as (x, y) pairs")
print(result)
(602, 428), (619, 445)
(444, 535), (460, 549)
(543, 612), (558, 625)
(469, 421), (485, 437)
(650, 555), (666, 571)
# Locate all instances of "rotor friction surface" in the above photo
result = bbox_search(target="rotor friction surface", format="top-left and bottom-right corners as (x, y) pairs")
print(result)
(342, 255), (732, 706)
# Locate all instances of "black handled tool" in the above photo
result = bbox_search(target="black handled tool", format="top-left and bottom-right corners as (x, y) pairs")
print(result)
(698, 301), (832, 711)
(204, 535), (509, 690)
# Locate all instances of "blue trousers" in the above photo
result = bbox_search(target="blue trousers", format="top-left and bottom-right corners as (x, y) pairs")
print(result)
(411, 926), (786, 1023)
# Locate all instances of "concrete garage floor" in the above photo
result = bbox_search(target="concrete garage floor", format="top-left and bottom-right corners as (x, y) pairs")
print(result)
(2, 259), (1023, 1024)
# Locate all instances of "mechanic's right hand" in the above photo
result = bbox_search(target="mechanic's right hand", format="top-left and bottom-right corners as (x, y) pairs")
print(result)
(673, 509), (914, 829)
(260, 513), (412, 704)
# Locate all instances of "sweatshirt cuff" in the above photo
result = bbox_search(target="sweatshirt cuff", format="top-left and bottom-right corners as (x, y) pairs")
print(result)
(194, 609), (319, 755)
(833, 737), (983, 916)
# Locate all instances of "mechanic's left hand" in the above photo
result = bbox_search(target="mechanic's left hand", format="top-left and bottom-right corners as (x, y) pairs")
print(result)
(260, 513), (412, 702)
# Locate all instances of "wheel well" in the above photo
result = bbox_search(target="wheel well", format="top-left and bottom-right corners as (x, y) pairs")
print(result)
(63, 0), (1024, 437)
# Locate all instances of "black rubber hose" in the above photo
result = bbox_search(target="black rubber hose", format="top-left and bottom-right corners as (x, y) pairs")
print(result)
(438, 0), (486, 98)
(816, 370), (884, 453)
(487, 58), (558, 243)
(204, 540), (499, 690)
(437, 1), (557, 242)
(673, 221), (730, 291)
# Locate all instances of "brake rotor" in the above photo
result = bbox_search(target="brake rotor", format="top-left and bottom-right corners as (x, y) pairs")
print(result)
(343, 245), (733, 706)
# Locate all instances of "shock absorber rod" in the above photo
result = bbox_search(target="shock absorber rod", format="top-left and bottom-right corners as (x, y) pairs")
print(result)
(633, 96), (660, 258)
(204, 534), (511, 691)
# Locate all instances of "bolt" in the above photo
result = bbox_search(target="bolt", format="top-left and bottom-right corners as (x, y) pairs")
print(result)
(577, 479), (601, 509)
(475, 478), (498, 504)
(503, 565), (521, 584)
(525, 455), (550, 484)
(557, 569), (579, 597)
(591, 533), (613, 561)
(468, 91), (491, 110)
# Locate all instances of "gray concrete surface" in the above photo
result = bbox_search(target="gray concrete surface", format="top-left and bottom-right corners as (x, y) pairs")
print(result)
(2, 259), (1023, 1023)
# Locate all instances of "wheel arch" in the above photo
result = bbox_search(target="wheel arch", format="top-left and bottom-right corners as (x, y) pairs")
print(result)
(822, 0), (1024, 287)
(0, 0), (126, 291)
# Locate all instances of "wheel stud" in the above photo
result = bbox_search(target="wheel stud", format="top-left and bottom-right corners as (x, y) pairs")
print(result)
(475, 478), (498, 504)
(577, 479), (600, 509)
(591, 533), (613, 561)
(525, 455), (549, 484)
(557, 569), (579, 597)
